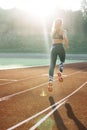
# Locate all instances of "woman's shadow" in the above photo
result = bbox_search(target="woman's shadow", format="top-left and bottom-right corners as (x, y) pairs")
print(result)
(65, 103), (87, 130)
(49, 96), (68, 130)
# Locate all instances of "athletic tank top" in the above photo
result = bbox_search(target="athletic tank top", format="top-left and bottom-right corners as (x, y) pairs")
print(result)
(52, 31), (63, 40)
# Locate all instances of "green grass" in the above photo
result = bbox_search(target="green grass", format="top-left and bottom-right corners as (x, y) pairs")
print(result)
(0, 58), (86, 70)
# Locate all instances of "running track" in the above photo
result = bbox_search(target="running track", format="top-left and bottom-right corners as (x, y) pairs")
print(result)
(0, 62), (87, 130)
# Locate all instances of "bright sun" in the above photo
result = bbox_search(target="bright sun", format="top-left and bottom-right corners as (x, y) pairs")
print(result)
(15, 0), (81, 18)
(0, 0), (81, 18)
(16, 0), (56, 18)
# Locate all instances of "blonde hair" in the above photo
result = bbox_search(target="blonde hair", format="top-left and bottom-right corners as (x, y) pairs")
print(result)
(51, 18), (64, 35)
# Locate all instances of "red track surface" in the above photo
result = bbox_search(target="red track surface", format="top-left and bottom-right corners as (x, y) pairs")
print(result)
(0, 62), (87, 130)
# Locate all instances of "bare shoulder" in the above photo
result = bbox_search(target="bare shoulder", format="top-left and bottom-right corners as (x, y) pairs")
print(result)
(63, 30), (67, 37)
(63, 29), (67, 33)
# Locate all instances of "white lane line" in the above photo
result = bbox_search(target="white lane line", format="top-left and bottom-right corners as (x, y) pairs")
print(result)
(0, 79), (17, 86)
(30, 81), (87, 130)
(0, 70), (85, 102)
(0, 81), (17, 86)
(0, 68), (82, 86)
(0, 82), (48, 102)
(7, 81), (87, 130)
(7, 100), (67, 130)
(29, 100), (67, 130)
(42, 73), (67, 77)
(0, 69), (84, 86)
(42, 70), (85, 79)
(0, 79), (17, 81)
(0, 75), (42, 86)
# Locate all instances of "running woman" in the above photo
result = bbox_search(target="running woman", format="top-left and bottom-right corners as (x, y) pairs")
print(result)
(48, 18), (69, 92)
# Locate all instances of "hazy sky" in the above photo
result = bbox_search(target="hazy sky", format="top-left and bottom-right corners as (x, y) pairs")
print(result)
(0, 0), (82, 10)
(0, 0), (82, 17)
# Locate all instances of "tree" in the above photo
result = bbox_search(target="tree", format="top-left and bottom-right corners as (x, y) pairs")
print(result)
(81, 0), (87, 19)
(81, 0), (87, 34)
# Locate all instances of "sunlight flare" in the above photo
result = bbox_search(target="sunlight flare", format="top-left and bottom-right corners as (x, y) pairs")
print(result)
(0, 0), (82, 18)
(16, 0), (56, 18)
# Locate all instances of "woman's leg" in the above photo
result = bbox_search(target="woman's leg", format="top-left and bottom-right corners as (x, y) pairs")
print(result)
(49, 47), (57, 81)
(58, 47), (65, 72)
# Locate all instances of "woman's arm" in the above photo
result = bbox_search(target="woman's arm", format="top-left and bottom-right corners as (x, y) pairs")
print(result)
(63, 31), (69, 49)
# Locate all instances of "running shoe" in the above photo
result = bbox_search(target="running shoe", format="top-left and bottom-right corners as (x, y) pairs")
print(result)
(48, 81), (53, 92)
(57, 72), (63, 82)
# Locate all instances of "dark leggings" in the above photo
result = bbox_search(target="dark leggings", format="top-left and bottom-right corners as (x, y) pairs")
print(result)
(49, 44), (65, 80)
